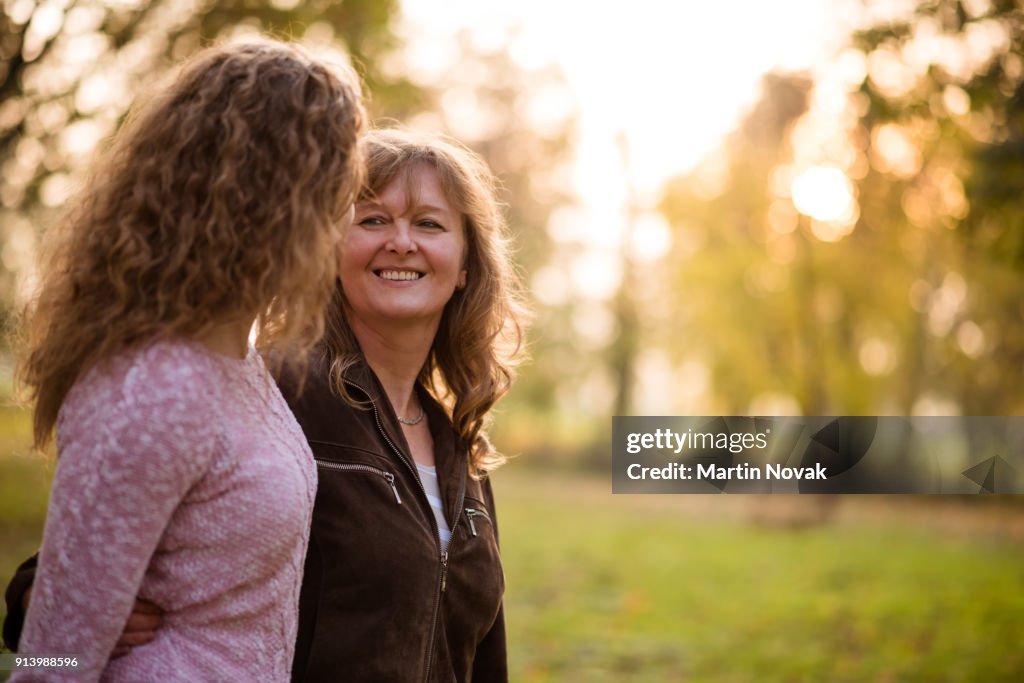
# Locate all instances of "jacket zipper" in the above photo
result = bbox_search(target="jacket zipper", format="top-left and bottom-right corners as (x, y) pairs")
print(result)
(346, 378), (466, 683)
(314, 459), (402, 504)
(464, 507), (491, 537)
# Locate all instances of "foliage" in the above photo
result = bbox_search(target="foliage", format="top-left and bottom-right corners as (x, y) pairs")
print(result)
(850, 0), (1024, 412)
(0, 0), (414, 326)
(655, 1), (1024, 415)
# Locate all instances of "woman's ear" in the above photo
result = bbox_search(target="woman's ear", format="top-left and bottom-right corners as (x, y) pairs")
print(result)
(457, 270), (467, 290)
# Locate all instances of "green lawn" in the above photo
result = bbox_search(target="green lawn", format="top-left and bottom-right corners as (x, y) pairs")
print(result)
(1, 405), (1021, 681)
(495, 469), (1023, 681)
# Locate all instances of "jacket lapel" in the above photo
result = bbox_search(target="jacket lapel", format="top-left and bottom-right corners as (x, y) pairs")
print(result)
(419, 384), (467, 527)
(346, 358), (467, 523)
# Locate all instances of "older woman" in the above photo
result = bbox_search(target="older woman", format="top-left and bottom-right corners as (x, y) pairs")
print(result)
(7, 39), (364, 682)
(4, 129), (526, 682)
(281, 129), (527, 682)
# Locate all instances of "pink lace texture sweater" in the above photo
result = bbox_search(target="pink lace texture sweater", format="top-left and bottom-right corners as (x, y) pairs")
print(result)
(13, 342), (317, 682)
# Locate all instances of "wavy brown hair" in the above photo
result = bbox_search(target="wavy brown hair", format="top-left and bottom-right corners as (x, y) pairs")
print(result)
(19, 39), (365, 447)
(322, 128), (529, 474)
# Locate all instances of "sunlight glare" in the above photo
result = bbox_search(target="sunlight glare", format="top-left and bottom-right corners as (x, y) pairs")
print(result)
(956, 321), (986, 359)
(571, 301), (617, 349)
(24, 3), (65, 61)
(60, 118), (105, 158)
(399, 0), (851, 197)
(791, 165), (856, 223)
(942, 85), (971, 116)
(859, 337), (897, 376)
(39, 173), (74, 208)
(629, 212), (672, 263)
(871, 124), (922, 178)
(531, 265), (572, 306)
(569, 250), (622, 300)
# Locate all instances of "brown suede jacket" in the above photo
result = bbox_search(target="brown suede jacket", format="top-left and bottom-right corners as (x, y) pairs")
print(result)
(3, 355), (508, 682)
(282, 356), (507, 682)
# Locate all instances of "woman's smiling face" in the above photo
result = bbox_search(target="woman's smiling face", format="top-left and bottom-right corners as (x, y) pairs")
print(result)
(340, 163), (467, 330)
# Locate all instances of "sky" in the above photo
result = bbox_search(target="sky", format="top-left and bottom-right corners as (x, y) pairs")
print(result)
(397, 0), (863, 197)
(394, 0), (871, 292)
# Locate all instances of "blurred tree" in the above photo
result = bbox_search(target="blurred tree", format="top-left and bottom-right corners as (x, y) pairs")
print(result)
(657, 0), (1024, 416)
(0, 0), (417, 336)
(659, 73), (831, 414)
(850, 0), (1024, 413)
(0, 2), (580, 454)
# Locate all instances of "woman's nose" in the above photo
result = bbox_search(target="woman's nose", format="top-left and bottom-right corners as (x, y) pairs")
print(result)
(386, 224), (417, 254)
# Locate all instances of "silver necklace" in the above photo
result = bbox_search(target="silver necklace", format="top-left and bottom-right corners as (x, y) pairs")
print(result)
(397, 406), (425, 426)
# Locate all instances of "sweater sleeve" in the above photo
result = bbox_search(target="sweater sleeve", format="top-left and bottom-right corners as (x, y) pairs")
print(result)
(11, 350), (219, 682)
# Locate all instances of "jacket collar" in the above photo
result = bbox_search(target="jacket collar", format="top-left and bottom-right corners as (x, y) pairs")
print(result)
(343, 356), (467, 523)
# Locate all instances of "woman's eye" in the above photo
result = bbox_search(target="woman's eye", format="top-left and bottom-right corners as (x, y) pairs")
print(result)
(419, 220), (443, 230)
(359, 216), (386, 227)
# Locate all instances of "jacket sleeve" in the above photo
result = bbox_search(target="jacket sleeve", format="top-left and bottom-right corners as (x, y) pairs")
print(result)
(471, 602), (508, 682)
(2, 553), (38, 651)
(471, 475), (508, 681)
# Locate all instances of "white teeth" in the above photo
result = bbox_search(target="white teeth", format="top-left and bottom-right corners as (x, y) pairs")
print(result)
(378, 270), (422, 281)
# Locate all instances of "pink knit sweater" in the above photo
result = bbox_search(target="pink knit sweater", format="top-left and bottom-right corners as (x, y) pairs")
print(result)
(13, 342), (317, 682)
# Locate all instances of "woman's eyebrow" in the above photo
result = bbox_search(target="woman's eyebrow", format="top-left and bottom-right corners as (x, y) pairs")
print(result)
(413, 204), (452, 214)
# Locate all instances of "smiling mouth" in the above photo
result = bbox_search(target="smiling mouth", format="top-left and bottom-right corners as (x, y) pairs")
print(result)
(375, 269), (424, 281)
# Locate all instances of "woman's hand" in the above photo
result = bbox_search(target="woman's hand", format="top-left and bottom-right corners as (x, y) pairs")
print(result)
(111, 599), (164, 659)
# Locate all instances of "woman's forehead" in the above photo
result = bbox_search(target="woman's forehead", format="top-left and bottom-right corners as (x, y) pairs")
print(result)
(363, 163), (459, 214)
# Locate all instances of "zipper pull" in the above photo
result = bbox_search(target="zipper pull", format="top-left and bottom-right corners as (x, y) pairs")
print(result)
(465, 509), (478, 537)
(384, 472), (402, 505)
(440, 551), (449, 593)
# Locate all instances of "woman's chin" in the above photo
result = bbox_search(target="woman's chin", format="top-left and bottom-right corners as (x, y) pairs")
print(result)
(355, 303), (445, 328)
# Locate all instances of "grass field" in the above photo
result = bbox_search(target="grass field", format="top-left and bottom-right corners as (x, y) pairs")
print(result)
(496, 470), (1023, 681)
(1, 405), (1022, 682)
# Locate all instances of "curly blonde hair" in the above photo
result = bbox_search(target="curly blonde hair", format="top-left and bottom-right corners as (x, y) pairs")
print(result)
(322, 128), (529, 474)
(19, 39), (365, 447)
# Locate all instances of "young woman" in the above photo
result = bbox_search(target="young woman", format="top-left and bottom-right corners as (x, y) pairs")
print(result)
(4, 129), (526, 682)
(8, 39), (364, 681)
(281, 128), (528, 682)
